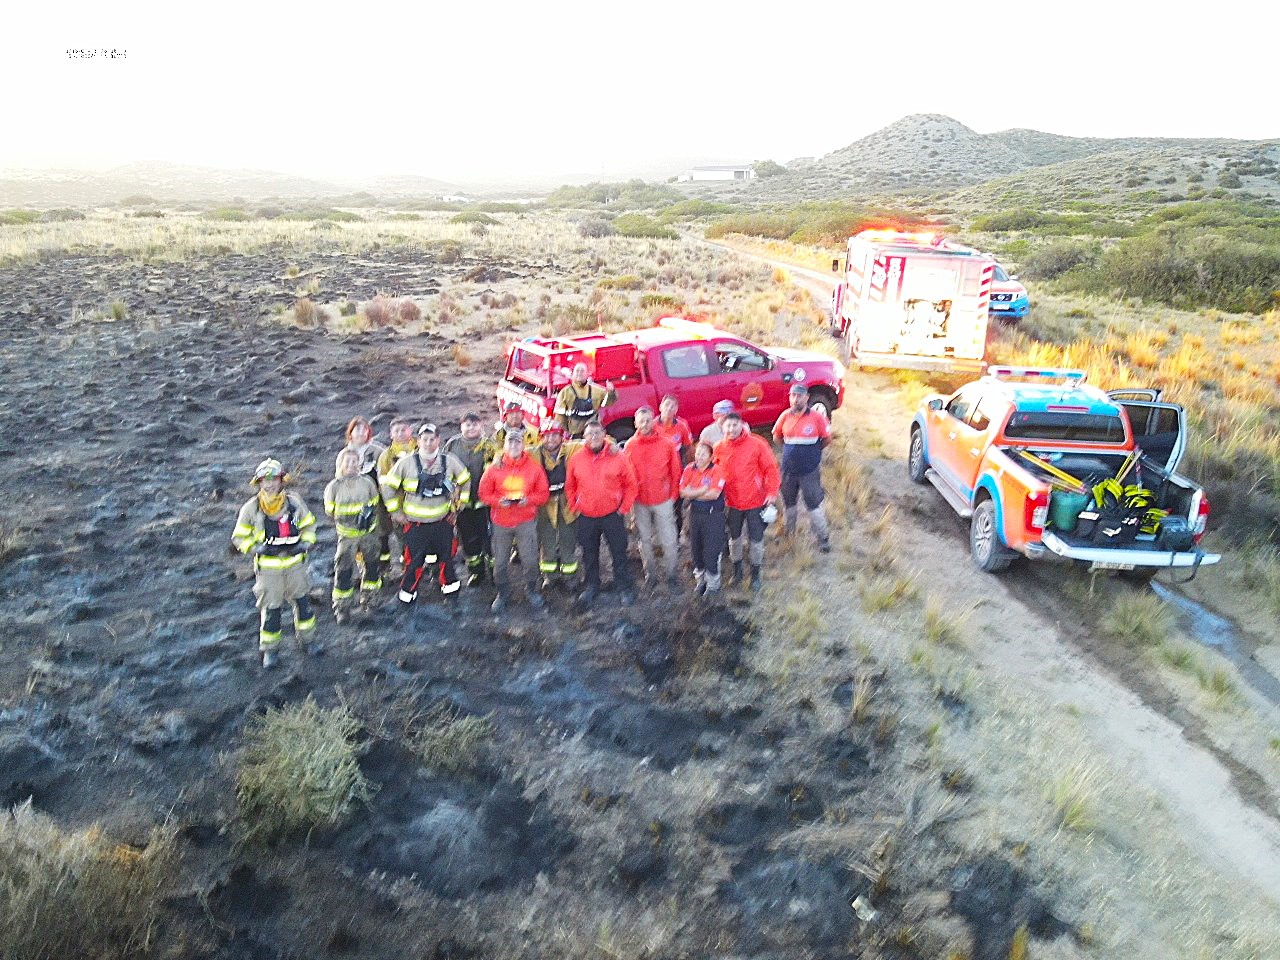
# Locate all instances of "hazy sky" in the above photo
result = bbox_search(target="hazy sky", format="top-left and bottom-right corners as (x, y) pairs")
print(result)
(5, 0), (1274, 182)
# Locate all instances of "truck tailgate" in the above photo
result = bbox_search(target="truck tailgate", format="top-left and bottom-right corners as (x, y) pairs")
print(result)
(1040, 531), (1220, 568)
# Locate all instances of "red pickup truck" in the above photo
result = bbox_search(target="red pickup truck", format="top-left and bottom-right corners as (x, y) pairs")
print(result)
(909, 366), (1220, 578)
(496, 317), (846, 440)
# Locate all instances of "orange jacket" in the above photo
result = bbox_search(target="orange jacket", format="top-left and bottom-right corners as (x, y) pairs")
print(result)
(565, 443), (638, 518)
(478, 451), (550, 527)
(713, 431), (781, 510)
(624, 430), (682, 506)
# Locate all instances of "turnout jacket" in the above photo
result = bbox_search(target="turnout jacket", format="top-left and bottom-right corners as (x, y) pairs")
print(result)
(232, 493), (318, 570)
(380, 451), (471, 523)
(565, 443), (638, 518)
(479, 451), (550, 527)
(554, 381), (617, 436)
(624, 430), (682, 506)
(713, 431), (781, 511)
(323, 474), (381, 539)
(532, 440), (585, 527)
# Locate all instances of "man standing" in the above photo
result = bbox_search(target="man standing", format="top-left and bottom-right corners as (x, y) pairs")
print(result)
(531, 423), (581, 589)
(714, 412), (780, 592)
(231, 458), (319, 668)
(699, 399), (736, 448)
(324, 449), (382, 623)
(381, 423), (471, 605)
(772, 383), (832, 553)
(565, 419), (637, 606)
(444, 412), (493, 585)
(555, 362), (617, 438)
(624, 405), (682, 587)
(376, 417), (417, 572)
(479, 431), (550, 613)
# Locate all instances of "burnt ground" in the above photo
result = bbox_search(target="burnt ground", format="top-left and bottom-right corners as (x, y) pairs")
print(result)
(0, 252), (1073, 959)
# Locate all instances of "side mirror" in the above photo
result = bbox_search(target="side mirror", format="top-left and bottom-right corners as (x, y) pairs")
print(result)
(831, 258), (840, 273)
(927, 398), (944, 411)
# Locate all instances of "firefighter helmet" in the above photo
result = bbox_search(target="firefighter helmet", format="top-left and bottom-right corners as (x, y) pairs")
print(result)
(251, 458), (286, 485)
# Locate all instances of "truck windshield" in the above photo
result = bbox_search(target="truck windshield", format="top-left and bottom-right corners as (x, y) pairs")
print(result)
(1004, 411), (1126, 443)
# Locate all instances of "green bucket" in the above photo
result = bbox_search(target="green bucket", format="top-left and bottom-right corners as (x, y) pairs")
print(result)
(1049, 490), (1091, 532)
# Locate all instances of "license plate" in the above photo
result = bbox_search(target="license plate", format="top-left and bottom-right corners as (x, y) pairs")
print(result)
(1090, 561), (1136, 571)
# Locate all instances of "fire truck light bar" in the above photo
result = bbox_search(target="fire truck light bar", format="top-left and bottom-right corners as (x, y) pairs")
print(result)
(988, 366), (1087, 382)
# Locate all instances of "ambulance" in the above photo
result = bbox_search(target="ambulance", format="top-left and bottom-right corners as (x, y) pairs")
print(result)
(830, 230), (995, 373)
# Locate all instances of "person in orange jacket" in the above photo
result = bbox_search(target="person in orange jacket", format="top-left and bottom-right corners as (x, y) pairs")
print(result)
(565, 418), (638, 607)
(714, 411), (781, 591)
(479, 431), (550, 614)
(624, 405), (682, 587)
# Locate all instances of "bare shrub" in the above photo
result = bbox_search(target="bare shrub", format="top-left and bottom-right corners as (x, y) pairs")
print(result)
(0, 800), (176, 960)
(236, 696), (375, 842)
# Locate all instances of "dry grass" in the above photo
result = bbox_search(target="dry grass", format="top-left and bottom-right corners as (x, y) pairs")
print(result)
(1101, 591), (1174, 648)
(408, 703), (495, 773)
(0, 800), (176, 960)
(236, 696), (374, 842)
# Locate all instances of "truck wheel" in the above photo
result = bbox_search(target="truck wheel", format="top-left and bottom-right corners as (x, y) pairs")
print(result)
(908, 427), (928, 484)
(808, 387), (837, 422)
(606, 419), (635, 444)
(971, 498), (1015, 573)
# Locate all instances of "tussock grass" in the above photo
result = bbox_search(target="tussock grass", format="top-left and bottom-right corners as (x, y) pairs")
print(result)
(0, 800), (176, 960)
(236, 696), (374, 842)
(410, 703), (495, 773)
(1102, 591), (1173, 647)
(1046, 761), (1099, 833)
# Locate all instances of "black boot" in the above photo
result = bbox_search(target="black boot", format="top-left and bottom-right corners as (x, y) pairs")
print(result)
(749, 564), (763, 592)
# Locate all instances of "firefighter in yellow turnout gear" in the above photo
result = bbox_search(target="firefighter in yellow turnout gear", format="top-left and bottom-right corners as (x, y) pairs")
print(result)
(531, 423), (582, 587)
(231, 458), (319, 669)
(324, 449), (382, 623)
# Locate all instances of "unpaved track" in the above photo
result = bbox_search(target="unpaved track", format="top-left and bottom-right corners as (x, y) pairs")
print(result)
(703, 237), (1280, 906)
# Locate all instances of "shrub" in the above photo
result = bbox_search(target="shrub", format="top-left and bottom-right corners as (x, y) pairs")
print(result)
(0, 800), (176, 960)
(450, 210), (499, 226)
(236, 696), (374, 842)
(578, 217), (615, 238)
(612, 214), (677, 240)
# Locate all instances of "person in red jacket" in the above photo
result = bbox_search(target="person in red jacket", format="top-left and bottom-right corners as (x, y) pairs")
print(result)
(479, 431), (550, 614)
(624, 405), (683, 587)
(714, 411), (781, 591)
(565, 418), (638, 607)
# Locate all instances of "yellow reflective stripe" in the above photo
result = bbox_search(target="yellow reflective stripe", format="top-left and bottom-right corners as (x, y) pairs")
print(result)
(256, 553), (304, 569)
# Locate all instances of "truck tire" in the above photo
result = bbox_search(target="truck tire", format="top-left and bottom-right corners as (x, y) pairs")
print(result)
(908, 426), (928, 483)
(808, 387), (837, 422)
(971, 498), (1015, 573)
(606, 419), (635, 444)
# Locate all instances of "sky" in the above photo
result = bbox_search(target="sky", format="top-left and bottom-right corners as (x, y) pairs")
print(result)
(4, 0), (1274, 184)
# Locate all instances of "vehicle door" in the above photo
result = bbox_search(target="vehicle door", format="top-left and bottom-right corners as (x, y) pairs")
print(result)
(711, 339), (786, 429)
(928, 386), (983, 494)
(647, 342), (720, 434)
(1107, 390), (1186, 474)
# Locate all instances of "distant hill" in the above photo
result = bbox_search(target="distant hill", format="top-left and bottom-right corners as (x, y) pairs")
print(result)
(683, 114), (1280, 208)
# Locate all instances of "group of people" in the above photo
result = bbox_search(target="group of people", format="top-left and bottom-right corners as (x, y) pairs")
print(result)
(230, 365), (833, 668)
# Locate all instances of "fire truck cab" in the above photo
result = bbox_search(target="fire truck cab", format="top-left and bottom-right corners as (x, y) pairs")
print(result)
(831, 230), (996, 373)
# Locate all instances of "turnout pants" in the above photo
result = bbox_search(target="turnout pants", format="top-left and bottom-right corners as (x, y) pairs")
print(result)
(689, 505), (725, 591)
(253, 560), (315, 651)
(491, 520), (540, 597)
(781, 467), (830, 544)
(577, 511), (632, 592)
(727, 507), (766, 566)
(456, 505), (492, 575)
(399, 520), (459, 600)
(633, 500), (678, 580)
(332, 532), (382, 609)
(537, 512), (579, 578)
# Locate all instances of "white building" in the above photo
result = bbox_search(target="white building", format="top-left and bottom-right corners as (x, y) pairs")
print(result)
(677, 164), (756, 183)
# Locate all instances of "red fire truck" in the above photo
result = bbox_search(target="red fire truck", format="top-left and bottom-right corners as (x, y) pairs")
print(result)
(831, 230), (996, 373)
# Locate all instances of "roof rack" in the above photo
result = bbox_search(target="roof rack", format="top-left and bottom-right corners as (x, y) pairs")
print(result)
(985, 366), (1088, 384)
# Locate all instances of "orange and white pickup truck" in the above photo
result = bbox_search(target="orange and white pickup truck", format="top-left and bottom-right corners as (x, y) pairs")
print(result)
(908, 366), (1221, 577)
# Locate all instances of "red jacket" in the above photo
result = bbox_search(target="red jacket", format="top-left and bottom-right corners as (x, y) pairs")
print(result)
(624, 430), (682, 506)
(713, 431), (781, 510)
(478, 452), (550, 527)
(565, 443), (638, 518)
